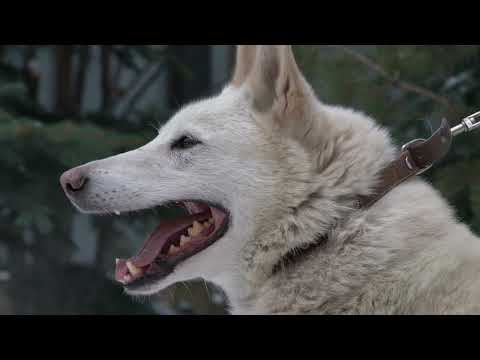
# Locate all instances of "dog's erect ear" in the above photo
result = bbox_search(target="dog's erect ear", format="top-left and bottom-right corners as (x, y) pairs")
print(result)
(233, 45), (319, 146)
(248, 45), (314, 112)
(231, 45), (258, 87)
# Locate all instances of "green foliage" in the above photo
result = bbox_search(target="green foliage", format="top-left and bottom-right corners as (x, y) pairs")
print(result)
(0, 110), (159, 314)
(0, 110), (150, 243)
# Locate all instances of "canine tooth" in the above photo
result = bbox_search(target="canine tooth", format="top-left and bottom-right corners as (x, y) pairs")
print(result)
(188, 227), (194, 236)
(126, 261), (142, 276)
(116, 258), (120, 265)
(114, 210), (121, 216)
(180, 235), (190, 247)
(169, 245), (180, 255)
(191, 221), (203, 236)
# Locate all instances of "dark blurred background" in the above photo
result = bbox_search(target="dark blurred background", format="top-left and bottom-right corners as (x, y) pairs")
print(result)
(0, 45), (479, 315)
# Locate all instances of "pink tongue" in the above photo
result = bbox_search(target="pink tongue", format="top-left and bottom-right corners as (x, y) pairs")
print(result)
(115, 212), (210, 283)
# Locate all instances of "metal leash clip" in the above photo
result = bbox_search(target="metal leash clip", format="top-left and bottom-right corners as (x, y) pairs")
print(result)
(402, 110), (480, 153)
(451, 110), (480, 137)
(400, 111), (480, 176)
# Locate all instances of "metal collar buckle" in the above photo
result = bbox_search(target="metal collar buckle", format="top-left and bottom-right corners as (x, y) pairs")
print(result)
(401, 139), (432, 175)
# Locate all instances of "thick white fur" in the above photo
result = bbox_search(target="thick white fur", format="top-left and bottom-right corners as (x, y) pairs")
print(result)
(66, 46), (480, 314)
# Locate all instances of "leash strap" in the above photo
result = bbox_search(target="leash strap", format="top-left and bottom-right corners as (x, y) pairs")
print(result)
(358, 119), (454, 209)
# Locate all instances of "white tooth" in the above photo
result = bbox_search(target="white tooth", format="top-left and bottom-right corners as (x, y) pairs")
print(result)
(114, 210), (121, 216)
(188, 227), (194, 236)
(180, 235), (190, 247)
(192, 221), (203, 236)
(169, 245), (179, 255)
(126, 261), (142, 276)
(115, 258), (120, 265)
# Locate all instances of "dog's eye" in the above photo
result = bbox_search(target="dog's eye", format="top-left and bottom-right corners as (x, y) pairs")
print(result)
(171, 135), (202, 151)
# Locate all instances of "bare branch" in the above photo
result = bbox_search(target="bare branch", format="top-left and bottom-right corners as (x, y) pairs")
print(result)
(327, 45), (466, 117)
(114, 63), (165, 119)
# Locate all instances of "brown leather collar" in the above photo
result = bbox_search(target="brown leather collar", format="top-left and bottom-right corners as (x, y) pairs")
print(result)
(273, 112), (480, 275)
(272, 120), (453, 276)
(357, 119), (453, 209)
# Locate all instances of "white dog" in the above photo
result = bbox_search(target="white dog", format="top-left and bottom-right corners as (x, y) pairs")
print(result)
(61, 45), (480, 314)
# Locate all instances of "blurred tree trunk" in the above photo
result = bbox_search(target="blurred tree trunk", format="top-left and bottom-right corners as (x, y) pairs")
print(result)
(55, 45), (74, 117)
(226, 45), (235, 80)
(167, 46), (212, 109)
(94, 217), (112, 270)
(23, 45), (40, 102)
(119, 64), (164, 119)
(112, 59), (123, 93)
(73, 45), (91, 115)
(100, 45), (114, 114)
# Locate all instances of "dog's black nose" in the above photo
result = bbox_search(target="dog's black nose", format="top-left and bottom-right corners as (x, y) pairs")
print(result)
(60, 167), (88, 195)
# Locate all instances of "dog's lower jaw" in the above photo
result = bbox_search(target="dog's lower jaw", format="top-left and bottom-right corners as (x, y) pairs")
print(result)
(121, 266), (254, 315)
(123, 276), (178, 297)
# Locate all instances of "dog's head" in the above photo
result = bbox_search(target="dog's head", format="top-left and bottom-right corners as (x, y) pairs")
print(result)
(60, 45), (392, 299)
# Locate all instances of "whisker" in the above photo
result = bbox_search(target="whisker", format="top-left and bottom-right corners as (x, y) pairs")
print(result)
(203, 279), (212, 303)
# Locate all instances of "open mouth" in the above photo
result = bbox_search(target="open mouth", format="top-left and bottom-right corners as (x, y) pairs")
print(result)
(115, 201), (229, 289)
